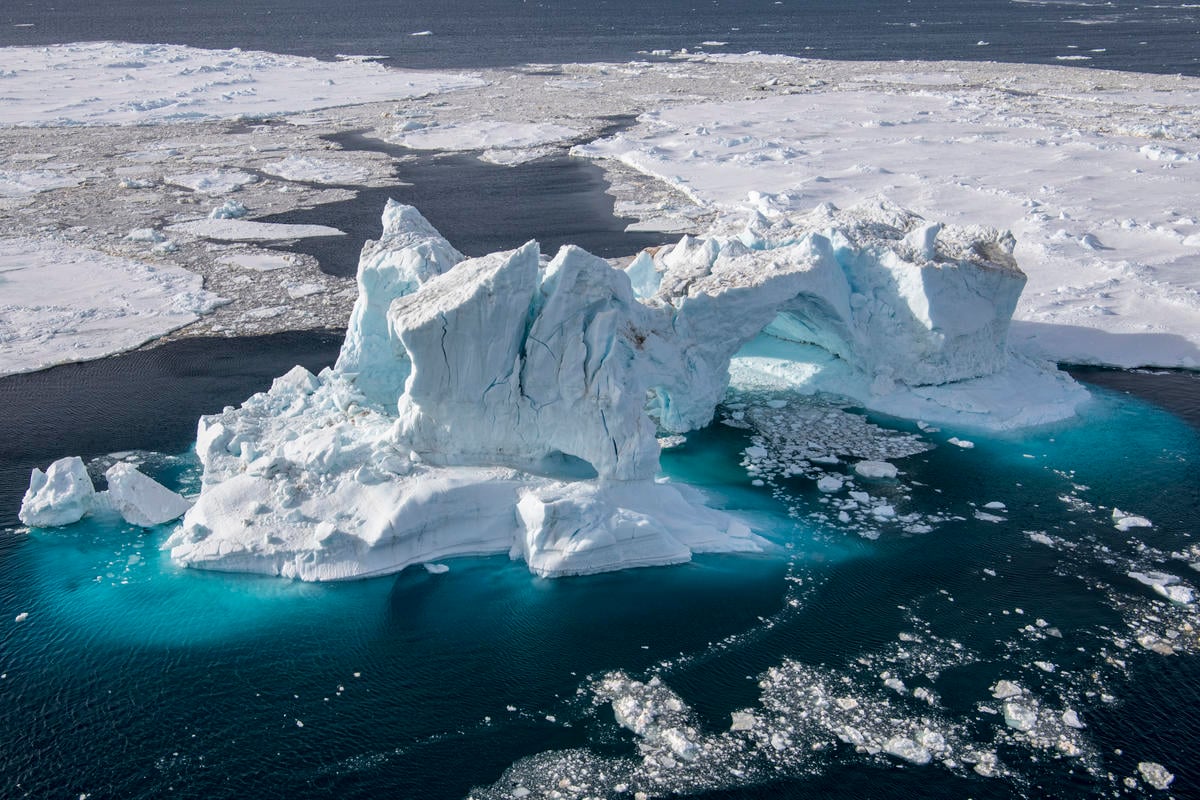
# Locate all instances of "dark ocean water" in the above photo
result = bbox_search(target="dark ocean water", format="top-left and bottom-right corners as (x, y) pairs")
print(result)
(2, 350), (1199, 799)
(2, 0), (1199, 76)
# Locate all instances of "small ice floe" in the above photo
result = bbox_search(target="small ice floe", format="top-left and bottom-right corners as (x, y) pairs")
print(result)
(729, 710), (757, 731)
(1137, 761), (1174, 790)
(423, 563), (449, 574)
(817, 475), (844, 493)
(854, 460), (898, 479)
(125, 227), (166, 243)
(14, 612), (29, 623)
(947, 437), (974, 449)
(19, 456), (95, 527)
(410, 30), (433, 36)
(991, 680), (1023, 700)
(1112, 508), (1152, 531)
(1128, 571), (1194, 605)
(209, 199), (247, 219)
(983, 501), (1005, 510)
(974, 511), (1005, 523)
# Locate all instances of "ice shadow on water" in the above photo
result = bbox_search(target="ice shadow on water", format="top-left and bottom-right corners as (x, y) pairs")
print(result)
(255, 128), (678, 277)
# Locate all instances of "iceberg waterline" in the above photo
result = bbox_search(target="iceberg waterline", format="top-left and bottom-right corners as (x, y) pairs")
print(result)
(139, 197), (1076, 581)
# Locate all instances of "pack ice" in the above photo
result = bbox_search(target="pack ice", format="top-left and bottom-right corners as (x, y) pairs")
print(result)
(165, 200), (1050, 580)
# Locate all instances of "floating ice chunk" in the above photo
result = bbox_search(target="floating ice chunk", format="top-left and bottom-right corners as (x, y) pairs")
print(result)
(1062, 709), (1085, 729)
(105, 463), (192, 527)
(1137, 762), (1174, 790)
(854, 460), (897, 479)
(423, 563), (450, 574)
(983, 501), (1006, 510)
(974, 511), (1005, 523)
(209, 199), (248, 219)
(1128, 571), (1194, 604)
(1002, 699), (1038, 732)
(1113, 508), (1152, 531)
(125, 227), (166, 243)
(19, 456), (95, 527)
(262, 155), (370, 185)
(947, 437), (974, 449)
(991, 680), (1023, 700)
(14, 612), (29, 623)
(167, 169), (256, 195)
(729, 710), (757, 731)
(883, 736), (931, 765)
(817, 475), (844, 493)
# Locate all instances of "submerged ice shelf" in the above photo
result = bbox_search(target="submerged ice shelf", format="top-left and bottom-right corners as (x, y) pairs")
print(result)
(152, 197), (1083, 580)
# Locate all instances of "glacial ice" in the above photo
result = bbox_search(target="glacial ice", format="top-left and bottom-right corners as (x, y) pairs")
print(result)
(105, 463), (193, 528)
(18, 457), (95, 528)
(167, 198), (1072, 580)
(19, 458), (192, 529)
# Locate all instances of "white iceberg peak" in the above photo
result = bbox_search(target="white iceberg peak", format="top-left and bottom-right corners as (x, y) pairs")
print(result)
(19, 456), (95, 528)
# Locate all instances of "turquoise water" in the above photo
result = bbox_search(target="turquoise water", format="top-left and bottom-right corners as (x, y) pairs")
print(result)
(2, 377), (1198, 798)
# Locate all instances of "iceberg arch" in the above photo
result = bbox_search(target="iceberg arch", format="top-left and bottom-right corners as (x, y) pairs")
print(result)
(166, 199), (1057, 581)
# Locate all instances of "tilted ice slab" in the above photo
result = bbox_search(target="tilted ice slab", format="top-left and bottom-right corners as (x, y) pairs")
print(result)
(168, 200), (1075, 580)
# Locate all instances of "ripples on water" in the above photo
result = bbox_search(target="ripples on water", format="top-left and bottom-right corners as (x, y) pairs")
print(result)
(2, 0), (1199, 76)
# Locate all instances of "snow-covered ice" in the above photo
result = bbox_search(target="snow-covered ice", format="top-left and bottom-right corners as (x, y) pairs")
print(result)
(165, 219), (345, 242)
(260, 155), (371, 185)
(0, 236), (227, 376)
(104, 463), (192, 528)
(18, 456), (95, 528)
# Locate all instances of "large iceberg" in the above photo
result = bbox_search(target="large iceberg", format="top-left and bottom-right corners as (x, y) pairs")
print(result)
(166, 200), (1068, 580)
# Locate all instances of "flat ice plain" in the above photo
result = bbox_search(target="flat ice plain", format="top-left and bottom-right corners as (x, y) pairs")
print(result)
(2, 43), (1200, 375)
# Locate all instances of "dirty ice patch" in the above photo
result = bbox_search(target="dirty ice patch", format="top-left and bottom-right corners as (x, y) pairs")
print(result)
(0, 236), (227, 376)
(0, 41), (484, 126)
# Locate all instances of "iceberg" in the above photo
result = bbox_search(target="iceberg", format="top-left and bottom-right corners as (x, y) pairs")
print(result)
(19, 456), (95, 528)
(19, 458), (192, 529)
(105, 463), (193, 528)
(167, 199), (1074, 580)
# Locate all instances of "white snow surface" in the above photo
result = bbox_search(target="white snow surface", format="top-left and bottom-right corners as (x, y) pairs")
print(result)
(0, 41), (482, 126)
(168, 199), (1066, 580)
(388, 120), (580, 154)
(105, 463), (192, 527)
(260, 155), (370, 185)
(18, 456), (95, 527)
(575, 87), (1200, 369)
(165, 219), (345, 241)
(0, 236), (227, 376)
